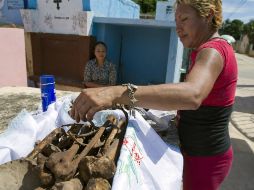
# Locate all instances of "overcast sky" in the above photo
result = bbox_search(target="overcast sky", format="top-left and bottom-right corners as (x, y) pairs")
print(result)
(222, 0), (254, 23)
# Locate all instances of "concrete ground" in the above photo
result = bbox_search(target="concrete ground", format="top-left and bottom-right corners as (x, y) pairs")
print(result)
(221, 53), (254, 190)
(221, 123), (254, 190)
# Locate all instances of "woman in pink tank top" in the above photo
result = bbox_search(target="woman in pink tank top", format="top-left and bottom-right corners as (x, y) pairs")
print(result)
(70, 1), (237, 190)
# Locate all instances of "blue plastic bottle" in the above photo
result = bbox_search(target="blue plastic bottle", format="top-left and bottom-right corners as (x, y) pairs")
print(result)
(40, 75), (56, 112)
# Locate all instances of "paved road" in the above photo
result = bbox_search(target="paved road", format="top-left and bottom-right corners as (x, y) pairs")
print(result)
(231, 53), (254, 140)
(236, 53), (254, 81)
(221, 53), (254, 190)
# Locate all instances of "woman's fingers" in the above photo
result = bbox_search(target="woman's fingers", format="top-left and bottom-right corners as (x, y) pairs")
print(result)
(70, 87), (115, 122)
(70, 93), (83, 118)
(69, 106), (76, 120)
(74, 91), (83, 105)
(70, 93), (86, 121)
(86, 106), (102, 121)
(78, 102), (91, 121)
(74, 107), (80, 123)
(70, 91), (96, 122)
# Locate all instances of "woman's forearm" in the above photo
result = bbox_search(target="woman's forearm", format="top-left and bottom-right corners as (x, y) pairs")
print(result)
(84, 82), (107, 88)
(112, 82), (202, 111)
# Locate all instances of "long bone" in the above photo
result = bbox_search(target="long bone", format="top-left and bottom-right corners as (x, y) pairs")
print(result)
(45, 115), (117, 181)
(79, 118), (126, 182)
(36, 153), (55, 187)
(28, 128), (64, 159)
(102, 119), (126, 156)
(45, 137), (83, 181)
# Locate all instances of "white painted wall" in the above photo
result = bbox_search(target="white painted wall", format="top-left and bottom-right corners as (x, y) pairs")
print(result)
(155, 0), (175, 22)
(21, 0), (93, 35)
(20, 0), (140, 35)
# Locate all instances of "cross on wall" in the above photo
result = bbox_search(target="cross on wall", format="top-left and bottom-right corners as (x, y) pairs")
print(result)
(54, 0), (62, 10)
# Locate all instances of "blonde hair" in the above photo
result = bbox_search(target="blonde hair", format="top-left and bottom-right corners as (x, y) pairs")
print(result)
(175, 0), (222, 30)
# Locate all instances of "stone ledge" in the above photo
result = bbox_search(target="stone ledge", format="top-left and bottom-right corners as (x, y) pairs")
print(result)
(0, 87), (77, 133)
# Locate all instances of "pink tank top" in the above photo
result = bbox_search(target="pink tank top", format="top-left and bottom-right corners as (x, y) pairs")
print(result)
(189, 38), (238, 106)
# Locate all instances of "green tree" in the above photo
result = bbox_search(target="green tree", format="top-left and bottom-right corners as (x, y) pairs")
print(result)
(219, 19), (244, 40)
(133, 0), (157, 14)
(243, 20), (254, 43)
(133, 0), (168, 14)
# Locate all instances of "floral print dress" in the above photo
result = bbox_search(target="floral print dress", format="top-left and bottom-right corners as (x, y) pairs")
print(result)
(84, 59), (117, 85)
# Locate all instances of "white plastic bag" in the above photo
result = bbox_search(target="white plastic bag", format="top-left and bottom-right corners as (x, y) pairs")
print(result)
(0, 110), (39, 163)
(146, 109), (176, 132)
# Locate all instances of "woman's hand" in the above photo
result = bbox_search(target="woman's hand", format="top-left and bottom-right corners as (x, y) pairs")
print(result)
(69, 87), (118, 122)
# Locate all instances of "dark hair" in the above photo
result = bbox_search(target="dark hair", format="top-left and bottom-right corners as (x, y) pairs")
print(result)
(94, 41), (107, 51)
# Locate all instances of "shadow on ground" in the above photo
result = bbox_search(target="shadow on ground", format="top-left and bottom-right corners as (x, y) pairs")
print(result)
(221, 138), (254, 190)
(233, 96), (254, 114)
